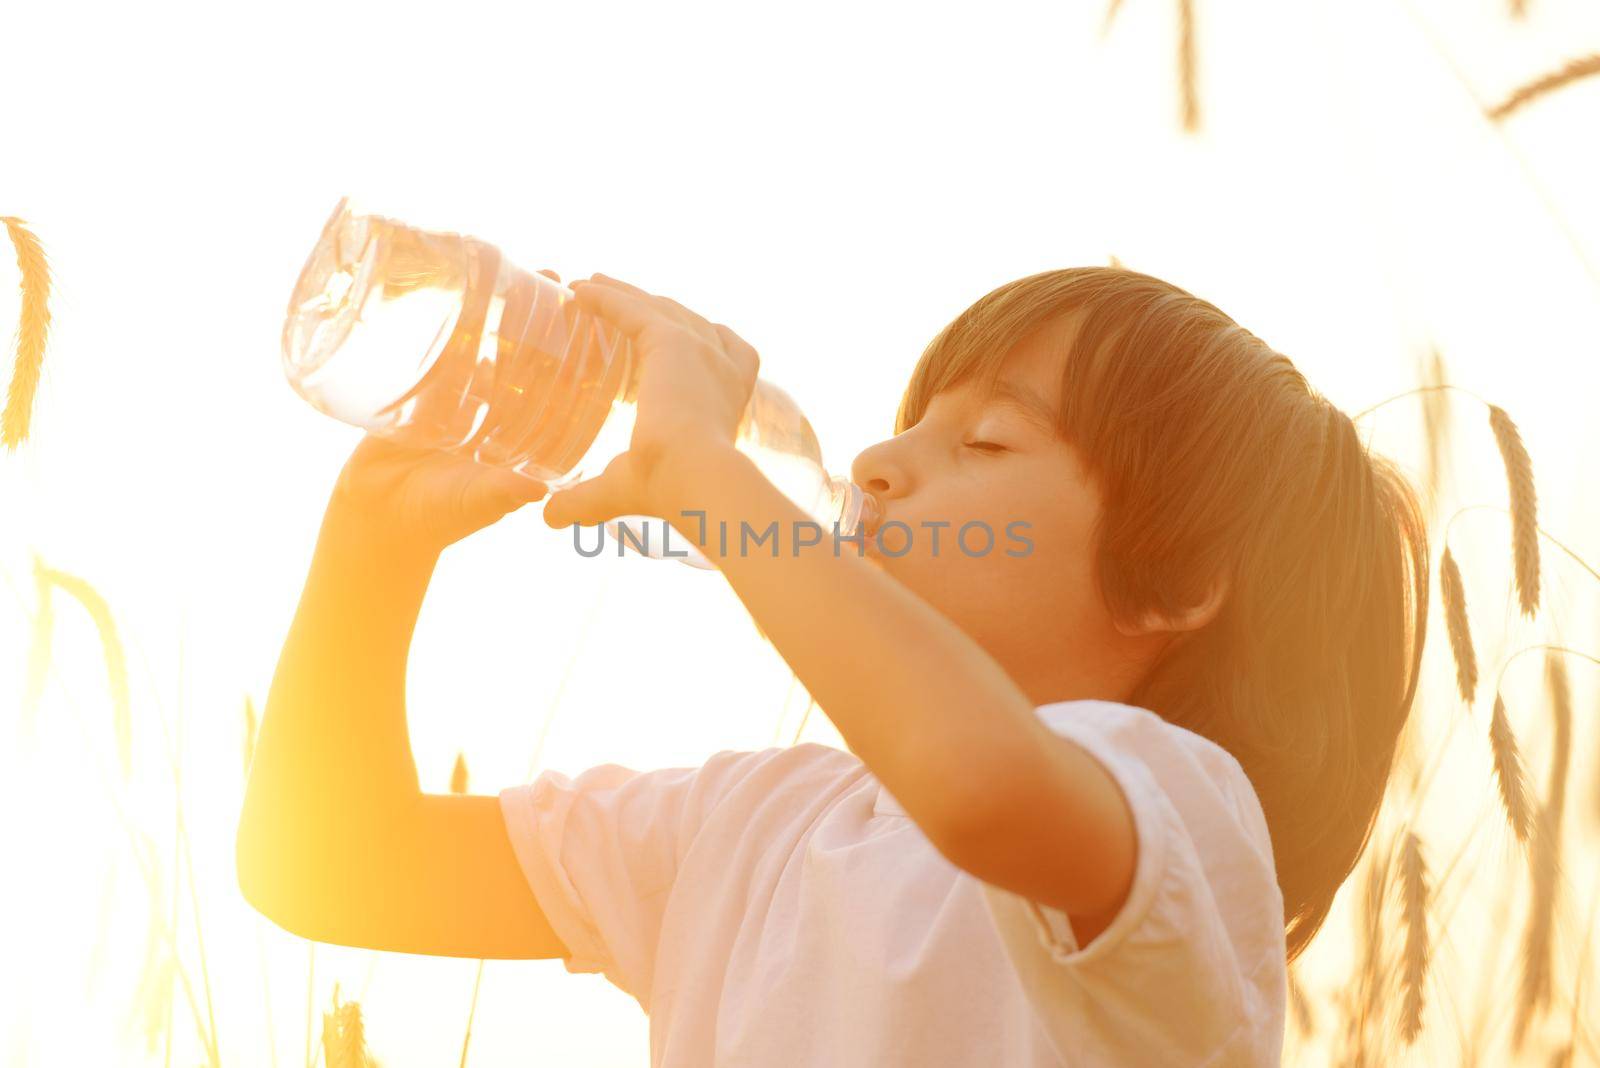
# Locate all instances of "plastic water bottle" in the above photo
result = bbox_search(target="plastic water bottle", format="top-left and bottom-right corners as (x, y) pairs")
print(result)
(281, 197), (875, 569)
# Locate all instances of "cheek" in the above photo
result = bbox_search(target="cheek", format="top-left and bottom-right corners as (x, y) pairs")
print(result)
(997, 503), (1106, 616)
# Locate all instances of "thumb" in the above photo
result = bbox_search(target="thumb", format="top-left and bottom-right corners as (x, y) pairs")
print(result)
(542, 454), (643, 529)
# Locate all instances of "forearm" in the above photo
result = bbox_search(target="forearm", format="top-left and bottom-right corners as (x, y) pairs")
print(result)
(658, 444), (1046, 847)
(238, 502), (438, 885)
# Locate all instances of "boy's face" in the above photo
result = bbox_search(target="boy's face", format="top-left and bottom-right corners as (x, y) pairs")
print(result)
(849, 319), (1144, 705)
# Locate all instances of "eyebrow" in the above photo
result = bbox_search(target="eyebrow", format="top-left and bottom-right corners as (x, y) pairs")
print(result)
(985, 379), (1061, 435)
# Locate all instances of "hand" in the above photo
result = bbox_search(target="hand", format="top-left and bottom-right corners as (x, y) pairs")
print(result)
(540, 273), (759, 529)
(325, 270), (565, 553)
(329, 434), (550, 554)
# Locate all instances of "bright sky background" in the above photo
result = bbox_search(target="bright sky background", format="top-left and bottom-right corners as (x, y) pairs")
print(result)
(3, 0), (1599, 1065)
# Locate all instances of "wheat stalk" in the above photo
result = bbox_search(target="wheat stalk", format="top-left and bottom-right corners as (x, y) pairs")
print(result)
(1287, 966), (1314, 1036)
(450, 750), (485, 1067)
(1347, 842), (1391, 1062)
(1487, 405), (1540, 618)
(1553, 867), (1600, 1068)
(1397, 830), (1430, 1044)
(1439, 547), (1478, 705)
(791, 694), (820, 746)
(1490, 693), (1534, 845)
(1417, 347), (1452, 516)
(1, 215), (51, 450)
(128, 831), (176, 1056)
(459, 961), (486, 1068)
(1513, 805), (1561, 1048)
(1508, 654), (1578, 1051)
(1487, 53), (1600, 120)
(122, 817), (212, 1067)
(21, 552), (53, 733)
(37, 560), (133, 780)
(1543, 653), (1572, 838)
(1177, 0), (1199, 132)
(1100, 0), (1124, 36)
(305, 942), (316, 1068)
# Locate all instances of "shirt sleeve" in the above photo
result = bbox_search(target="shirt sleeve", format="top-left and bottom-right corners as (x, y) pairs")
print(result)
(496, 746), (793, 1012)
(976, 701), (1287, 1067)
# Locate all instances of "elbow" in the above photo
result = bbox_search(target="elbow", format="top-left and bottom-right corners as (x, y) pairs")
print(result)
(236, 830), (342, 944)
(235, 812), (295, 933)
(235, 802), (326, 940)
(236, 797), (417, 946)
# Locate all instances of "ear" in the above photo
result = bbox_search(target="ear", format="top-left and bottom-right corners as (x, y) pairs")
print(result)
(1112, 574), (1230, 639)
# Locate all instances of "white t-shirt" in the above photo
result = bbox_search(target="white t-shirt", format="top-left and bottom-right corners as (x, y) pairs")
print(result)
(498, 699), (1287, 1067)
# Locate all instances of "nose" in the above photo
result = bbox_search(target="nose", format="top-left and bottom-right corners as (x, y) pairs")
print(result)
(850, 437), (909, 502)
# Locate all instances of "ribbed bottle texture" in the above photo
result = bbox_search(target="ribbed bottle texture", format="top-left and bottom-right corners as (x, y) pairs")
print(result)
(282, 197), (870, 568)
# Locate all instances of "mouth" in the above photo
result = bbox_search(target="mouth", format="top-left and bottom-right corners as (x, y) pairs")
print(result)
(859, 495), (885, 558)
(858, 491), (883, 539)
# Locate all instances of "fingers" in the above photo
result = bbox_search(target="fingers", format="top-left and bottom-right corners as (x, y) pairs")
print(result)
(567, 278), (664, 340)
(536, 268), (561, 283)
(711, 323), (760, 381)
(598, 274), (697, 329)
(574, 273), (727, 350)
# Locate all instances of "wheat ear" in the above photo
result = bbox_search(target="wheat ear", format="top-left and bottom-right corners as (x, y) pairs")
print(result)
(1350, 389), (1539, 617)
(0, 215), (51, 450)
(1487, 53), (1600, 120)
(1487, 405), (1540, 618)
(1490, 693), (1534, 845)
(1514, 805), (1560, 1048)
(1397, 830), (1430, 1044)
(1439, 547), (1478, 705)
(322, 982), (373, 1068)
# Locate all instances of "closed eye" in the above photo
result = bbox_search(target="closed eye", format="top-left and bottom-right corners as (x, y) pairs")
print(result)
(965, 441), (1008, 454)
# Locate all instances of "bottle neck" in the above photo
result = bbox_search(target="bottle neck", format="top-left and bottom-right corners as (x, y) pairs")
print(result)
(829, 477), (876, 537)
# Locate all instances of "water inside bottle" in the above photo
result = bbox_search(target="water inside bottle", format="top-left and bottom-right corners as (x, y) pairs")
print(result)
(284, 199), (632, 486)
(283, 199), (876, 567)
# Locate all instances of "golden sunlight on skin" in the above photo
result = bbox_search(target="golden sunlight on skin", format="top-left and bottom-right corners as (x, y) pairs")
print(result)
(3, 1), (1599, 1065)
(850, 314), (1168, 709)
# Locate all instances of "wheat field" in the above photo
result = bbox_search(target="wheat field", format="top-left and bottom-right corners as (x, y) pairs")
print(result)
(5, 2), (1600, 1065)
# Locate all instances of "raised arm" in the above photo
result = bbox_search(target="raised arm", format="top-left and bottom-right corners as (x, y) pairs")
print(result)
(235, 434), (563, 959)
(536, 275), (1137, 934)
